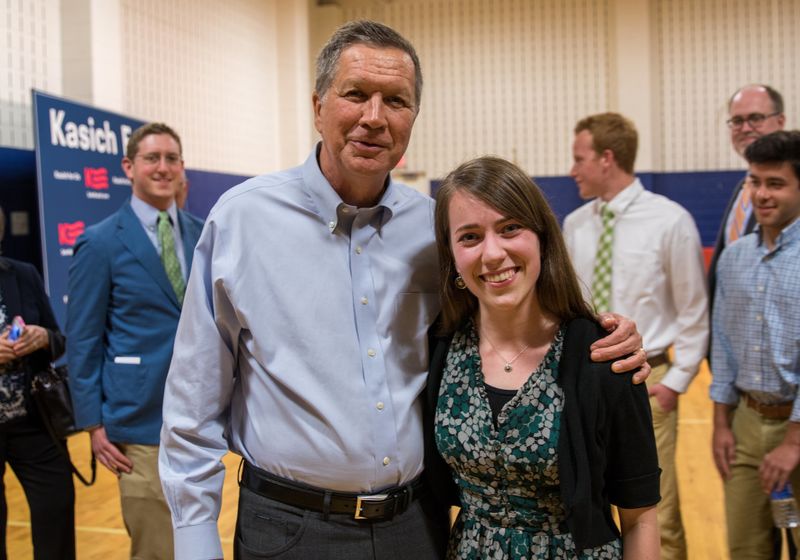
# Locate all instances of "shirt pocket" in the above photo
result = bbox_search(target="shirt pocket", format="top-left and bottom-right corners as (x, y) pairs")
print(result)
(103, 361), (149, 419)
(615, 249), (663, 302)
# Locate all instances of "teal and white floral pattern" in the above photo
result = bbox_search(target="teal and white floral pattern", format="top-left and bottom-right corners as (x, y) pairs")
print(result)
(435, 321), (621, 559)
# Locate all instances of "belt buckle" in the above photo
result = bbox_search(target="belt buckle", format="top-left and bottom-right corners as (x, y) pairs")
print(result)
(354, 493), (389, 520)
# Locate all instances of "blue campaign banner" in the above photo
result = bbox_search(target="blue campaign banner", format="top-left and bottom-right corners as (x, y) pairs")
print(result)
(33, 90), (145, 329)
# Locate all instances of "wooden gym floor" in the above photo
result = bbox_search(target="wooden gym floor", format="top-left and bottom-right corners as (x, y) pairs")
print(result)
(4, 362), (771, 558)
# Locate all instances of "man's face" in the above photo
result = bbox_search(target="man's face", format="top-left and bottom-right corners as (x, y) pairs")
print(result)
(570, 130), (608, 200)
(729, 88), (785, 157)
(122, 133), (183, 210)
(748, 161), (800, 236)
(313, 44), (418, 194)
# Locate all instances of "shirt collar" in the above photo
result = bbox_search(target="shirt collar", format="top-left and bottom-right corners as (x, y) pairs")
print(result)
(130, 193), (179, 230)
(756, 216), (800, 251)
(595, 178), (644, 218)
(301, 143), (400, 235)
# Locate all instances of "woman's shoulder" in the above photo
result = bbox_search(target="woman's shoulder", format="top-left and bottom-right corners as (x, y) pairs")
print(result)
(0, 256), (39, 278)
(564, 316), (604, 341)
(562, 317), (636, 390)
(562, 316), (608, 362)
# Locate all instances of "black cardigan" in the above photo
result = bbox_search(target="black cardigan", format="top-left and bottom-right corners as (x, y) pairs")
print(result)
(0, 257), (66, 384)
(423, 316), (660, 551)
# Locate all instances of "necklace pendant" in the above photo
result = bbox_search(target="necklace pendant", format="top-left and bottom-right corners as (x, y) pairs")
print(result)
(504, 363), (513, 373)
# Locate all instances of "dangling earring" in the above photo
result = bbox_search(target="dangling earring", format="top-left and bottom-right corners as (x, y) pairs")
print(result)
(454, 274), (467, 290)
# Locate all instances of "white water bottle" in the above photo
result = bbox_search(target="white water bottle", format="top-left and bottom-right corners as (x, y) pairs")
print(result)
(771, 484), (800, 528)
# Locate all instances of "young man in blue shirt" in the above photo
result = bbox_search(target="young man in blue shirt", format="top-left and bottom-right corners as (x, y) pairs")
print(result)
(711, 130), (800, 558)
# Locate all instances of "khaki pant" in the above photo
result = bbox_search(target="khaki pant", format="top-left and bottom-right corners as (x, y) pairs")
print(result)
(117, 443), (174, 560)
(646, 362), (687, 560)
(725, 401), (800, 559)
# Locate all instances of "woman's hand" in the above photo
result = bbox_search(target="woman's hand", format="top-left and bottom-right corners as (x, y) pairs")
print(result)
(0, 331), (16, 365)
(11, 324), (50, 358)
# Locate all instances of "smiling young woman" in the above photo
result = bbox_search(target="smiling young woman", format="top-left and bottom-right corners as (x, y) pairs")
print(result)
(427, 156), (661, 560)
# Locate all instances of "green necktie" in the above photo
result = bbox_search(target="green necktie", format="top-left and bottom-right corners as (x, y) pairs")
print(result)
(591, 204), (614, 313)
(158, 211), (185, 304)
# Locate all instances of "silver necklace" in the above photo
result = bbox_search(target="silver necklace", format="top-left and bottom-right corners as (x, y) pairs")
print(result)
(482, 333), (531, 373)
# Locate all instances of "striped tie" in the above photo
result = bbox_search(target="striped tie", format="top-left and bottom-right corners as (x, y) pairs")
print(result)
(158, 211), (185, 304)
(592, 204), (615, 314)
(727, 187), (752, 244)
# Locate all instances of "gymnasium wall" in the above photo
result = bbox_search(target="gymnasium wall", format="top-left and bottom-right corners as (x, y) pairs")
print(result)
(2, 0), (798, 264)
(331, 0), (798, 178)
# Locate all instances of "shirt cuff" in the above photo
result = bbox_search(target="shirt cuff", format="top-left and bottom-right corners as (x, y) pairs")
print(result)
(659, 366), (694, 394)
(174, 522), (223, 560)
(709, 383), (739, 406)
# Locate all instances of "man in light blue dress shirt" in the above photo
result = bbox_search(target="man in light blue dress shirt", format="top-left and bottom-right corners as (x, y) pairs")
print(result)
(711, 130), (800, 557)
(158, 21), (649, 560)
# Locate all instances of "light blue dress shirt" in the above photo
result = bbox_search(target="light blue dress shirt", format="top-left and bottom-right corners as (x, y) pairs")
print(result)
(159, 147), (440, 559)
(129, 194), (187, 279)
(710, 218), (800, 419)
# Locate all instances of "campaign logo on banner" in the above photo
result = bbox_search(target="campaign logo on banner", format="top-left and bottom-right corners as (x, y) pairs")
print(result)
(33, 90), (145, 328)
(84, 167), (111, 200)
(84, 167), (108, 189)
(57, 221), (85, 247)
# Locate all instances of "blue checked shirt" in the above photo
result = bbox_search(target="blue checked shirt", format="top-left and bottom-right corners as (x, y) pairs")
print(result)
(710, 218), (800, 420)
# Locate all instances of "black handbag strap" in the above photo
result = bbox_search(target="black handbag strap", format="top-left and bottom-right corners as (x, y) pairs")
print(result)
(34, 398), (97, 486)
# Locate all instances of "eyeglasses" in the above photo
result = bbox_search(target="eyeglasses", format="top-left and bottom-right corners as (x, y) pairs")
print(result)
(136, 153), (183, 166)
(726, 112), (781, 130)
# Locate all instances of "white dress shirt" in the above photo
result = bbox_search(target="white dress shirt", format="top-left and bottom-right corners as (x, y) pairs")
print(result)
(563, 179), (709, 393)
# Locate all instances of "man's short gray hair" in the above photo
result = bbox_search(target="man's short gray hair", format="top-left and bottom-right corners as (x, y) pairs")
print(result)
(315, 20), (423, 108)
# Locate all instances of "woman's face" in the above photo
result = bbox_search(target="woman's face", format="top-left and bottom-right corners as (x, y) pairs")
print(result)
(448, 190), (542, 315)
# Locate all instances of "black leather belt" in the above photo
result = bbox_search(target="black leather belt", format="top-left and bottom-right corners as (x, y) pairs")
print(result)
(647, 353), (670, 369)
(240, 462), (425, 521)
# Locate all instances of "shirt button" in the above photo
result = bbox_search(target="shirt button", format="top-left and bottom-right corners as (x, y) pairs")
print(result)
(355, 246), (363, 254)
(756, 314), (763, 322)
(757, 285), (765, 292)
(328, 221), (335, 230)
(367, 348), (376, 357)
(382, 457), (390, 466)
(376, 402), (384, 410)
(360, 297), (368, 305)
(754, 345), (761, 352)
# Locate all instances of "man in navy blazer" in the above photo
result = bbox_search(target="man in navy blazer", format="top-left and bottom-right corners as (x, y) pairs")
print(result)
(67, 122), (203, 560)
(708, 85), (785, 312)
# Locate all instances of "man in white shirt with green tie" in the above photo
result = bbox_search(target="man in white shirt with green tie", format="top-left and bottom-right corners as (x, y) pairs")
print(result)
(562, 112), (709, 560)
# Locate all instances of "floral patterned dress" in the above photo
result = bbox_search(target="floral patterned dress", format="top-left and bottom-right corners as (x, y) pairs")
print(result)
(435, 321), (622, 559)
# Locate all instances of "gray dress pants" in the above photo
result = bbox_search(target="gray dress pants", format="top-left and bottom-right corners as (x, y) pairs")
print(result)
(234, 485), (449, 560)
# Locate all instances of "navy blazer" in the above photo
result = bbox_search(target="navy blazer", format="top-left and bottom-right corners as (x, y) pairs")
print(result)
(0, 257), (65, 377)
(708, 177), (757, 313)
(66, 200), (203, 444)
